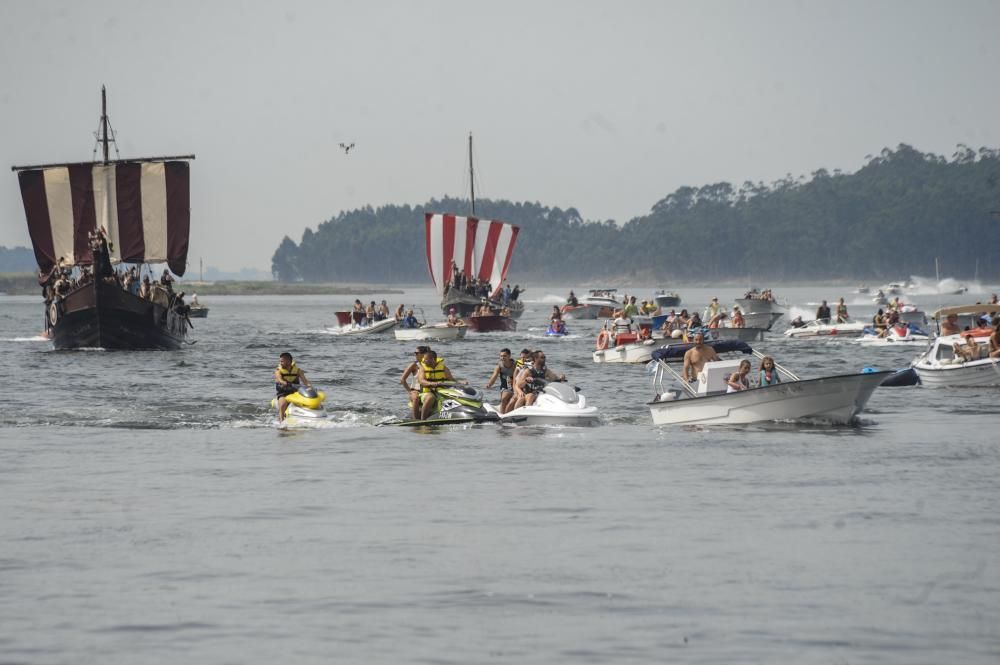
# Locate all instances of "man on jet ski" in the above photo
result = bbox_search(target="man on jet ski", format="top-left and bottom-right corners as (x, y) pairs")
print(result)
(513, 351), (567, 409)
(274, 352), (313, 423)
(416, 349), (466, 420)
(401, 345), (431, 420)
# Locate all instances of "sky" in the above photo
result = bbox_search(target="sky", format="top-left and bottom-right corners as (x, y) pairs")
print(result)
(1, 0), (999, 272)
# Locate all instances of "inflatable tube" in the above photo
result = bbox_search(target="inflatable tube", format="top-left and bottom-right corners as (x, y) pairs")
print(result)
(880, 368), (921, 387)
(596, 330), (610, 350)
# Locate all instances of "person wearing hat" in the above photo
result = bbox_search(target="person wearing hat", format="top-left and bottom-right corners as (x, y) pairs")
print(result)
(707, 297), (722, 320)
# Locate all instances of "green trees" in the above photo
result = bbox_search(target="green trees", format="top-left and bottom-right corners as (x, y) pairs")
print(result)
(271, 145), (1000, 282)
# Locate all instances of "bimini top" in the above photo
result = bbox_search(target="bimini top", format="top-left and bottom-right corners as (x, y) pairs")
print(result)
(931, 304), (1000, 319)
(651, 340), (753, 362)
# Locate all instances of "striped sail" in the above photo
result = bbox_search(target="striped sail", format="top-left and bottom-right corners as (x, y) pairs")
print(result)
(424, 213), (519, 297)
(17, 160), (191, 276)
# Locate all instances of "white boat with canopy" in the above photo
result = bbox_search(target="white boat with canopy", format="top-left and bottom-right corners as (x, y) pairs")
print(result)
(647, 340), (890, 426)
(911, 304), (1000, 387)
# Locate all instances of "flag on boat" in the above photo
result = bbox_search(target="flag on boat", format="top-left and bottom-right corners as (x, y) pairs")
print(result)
(16, 160), (191, 277)
(424, 213), (519, 297)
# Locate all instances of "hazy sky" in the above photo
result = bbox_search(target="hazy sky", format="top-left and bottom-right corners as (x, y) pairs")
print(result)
(2, 0), (999, 272)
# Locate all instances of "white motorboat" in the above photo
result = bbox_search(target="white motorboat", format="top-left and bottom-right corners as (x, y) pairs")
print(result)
(910, 304), (1000, 387)
(592, 324), (657, 364)
(497, 382), (600, 426)
(582, 289), (622, 318)
(858, 322), (930, 346)
(647, 341), (891, 426)
(783, 318), (866, 339)
(329, 317), (397, 336)
(653, 290), (682, 308)
(394, 322), (467, 341)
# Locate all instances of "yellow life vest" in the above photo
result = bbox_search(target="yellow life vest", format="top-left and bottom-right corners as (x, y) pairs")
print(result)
(277, 361), (301, 384)
(420, 357), (447, 393)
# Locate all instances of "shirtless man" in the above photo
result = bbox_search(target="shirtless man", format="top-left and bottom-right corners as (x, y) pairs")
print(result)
(683, 332), (721, 382)
(989, 322), (1000, 359)
(940, 313), (961, 337)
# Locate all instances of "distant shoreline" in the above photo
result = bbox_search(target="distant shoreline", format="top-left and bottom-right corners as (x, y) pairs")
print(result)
(0, 274), (406, 297)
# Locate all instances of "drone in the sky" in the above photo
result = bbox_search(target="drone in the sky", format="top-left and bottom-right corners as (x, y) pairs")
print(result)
(339, 142), (355, 154)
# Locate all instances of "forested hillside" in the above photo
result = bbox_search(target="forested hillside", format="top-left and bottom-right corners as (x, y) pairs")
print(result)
(272, 144), (1000, 283)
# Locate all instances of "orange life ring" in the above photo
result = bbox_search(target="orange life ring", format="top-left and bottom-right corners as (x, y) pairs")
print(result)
(596, 330), (610, 350)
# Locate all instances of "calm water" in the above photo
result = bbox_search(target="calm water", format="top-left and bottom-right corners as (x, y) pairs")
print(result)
(1, 285), (999, 664)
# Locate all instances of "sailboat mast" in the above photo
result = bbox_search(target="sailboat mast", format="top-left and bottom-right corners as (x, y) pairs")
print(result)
(468, 132), (476, 216)
(101, 86), (110, 165)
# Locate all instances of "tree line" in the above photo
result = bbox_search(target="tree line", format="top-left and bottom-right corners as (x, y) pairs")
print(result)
(266, 143), (995, 284)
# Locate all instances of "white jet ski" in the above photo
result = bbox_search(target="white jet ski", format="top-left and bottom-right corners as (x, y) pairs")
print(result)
(499, 381), (600, 426)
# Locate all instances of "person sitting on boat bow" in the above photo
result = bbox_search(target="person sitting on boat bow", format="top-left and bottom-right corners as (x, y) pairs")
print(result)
(446, 308), (464, 326)
(513, 351), (566, 409)
(683, 332), (721, 383)
(416, 349), (466, 420)
(274, 352), (313, 423)
(566, 290), (579, 306)
(790, 315), (806, 328)
(726, 359), (752, 393)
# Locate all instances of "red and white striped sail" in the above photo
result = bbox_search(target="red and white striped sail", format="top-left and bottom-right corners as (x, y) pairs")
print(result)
(17, 160), (191, 276)
(424, 213), (519, 297)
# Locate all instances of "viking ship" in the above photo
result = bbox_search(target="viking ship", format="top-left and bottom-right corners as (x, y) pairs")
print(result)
(12, 87), (194, 350)
(424, 134), (521, 319)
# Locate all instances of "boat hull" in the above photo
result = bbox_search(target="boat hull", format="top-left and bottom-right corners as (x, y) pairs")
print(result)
(467, 315), (516, 332)
(593, 340), (657, 364)
(49, 280), (187, 350)
(394, 325), (467, 341)
(707, 327), (766, 342)
(561, 304), (600, 319)
(441, 291), (524, 319)
(912, 359), (1000, 387)
(648, 372), (890, 426)
(332, 318), (397, 335)
(187, 306), (209, 318)
(653, 293), (681, 308)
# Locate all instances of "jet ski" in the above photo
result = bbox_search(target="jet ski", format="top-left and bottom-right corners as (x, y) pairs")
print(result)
(270, 385), (329, 426)
(392, 384), (501, 426)
(501, 381), (600, 427)
(545, 320), (568, 337)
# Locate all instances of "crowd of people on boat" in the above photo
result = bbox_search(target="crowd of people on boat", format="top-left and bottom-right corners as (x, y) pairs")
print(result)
(442, 264), (524, 306)
(680, 332), (782, 392)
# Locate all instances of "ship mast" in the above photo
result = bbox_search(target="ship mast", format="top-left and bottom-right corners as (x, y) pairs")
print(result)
(468, 132), (476, 216)
(101, 86), (110, 163)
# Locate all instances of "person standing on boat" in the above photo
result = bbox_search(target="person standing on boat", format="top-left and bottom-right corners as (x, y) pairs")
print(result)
(940, 313), (961, 336)
(682, 333), (721, 383)
(416, 349), (463, 420)
(274, 352), (312, 423)
(758, 356), (781, 386)
(815, 300), (832, 323)
(486, 348), (518, 414)
(988, 321), (1000, 359)
(836, 298), (850, 323)
(400, 346), (430, 420)
(707, 297), (722, 321)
